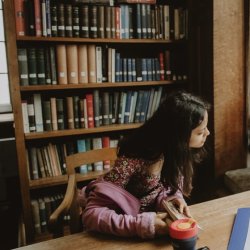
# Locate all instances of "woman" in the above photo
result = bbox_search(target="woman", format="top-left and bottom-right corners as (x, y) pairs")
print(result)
(81, 91), (210, 238)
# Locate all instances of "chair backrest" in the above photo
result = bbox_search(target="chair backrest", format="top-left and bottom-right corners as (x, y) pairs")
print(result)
(49, 147), (117, 237)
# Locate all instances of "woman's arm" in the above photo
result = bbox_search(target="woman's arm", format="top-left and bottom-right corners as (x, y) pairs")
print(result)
(82, 205), (156, 238)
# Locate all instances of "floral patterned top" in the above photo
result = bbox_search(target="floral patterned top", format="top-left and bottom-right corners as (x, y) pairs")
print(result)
(103, 156), (167, 212)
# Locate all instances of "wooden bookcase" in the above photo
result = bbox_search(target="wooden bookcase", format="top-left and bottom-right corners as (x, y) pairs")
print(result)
(3, 0), (247, 244)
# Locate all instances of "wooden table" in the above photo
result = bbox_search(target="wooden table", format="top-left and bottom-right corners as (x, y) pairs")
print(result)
(16, 190), (250, 250)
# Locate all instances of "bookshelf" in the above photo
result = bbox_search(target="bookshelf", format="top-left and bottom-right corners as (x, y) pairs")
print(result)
(3, 0), (247, 245)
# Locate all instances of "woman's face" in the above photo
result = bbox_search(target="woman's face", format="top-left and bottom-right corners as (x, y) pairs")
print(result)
(189, 111), (210, 148)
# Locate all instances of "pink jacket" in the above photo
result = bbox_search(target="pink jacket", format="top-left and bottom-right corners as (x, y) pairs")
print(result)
(80, 179), (183, 238)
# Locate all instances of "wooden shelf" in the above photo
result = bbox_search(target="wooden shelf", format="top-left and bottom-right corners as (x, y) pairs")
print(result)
(29, 171), (109, 189)
(16, 36), (187, 44)
(20, 81), (185, 92)
(25, 124), (141, 140)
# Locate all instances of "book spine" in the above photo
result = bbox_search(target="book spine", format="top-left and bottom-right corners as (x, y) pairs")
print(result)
(66, 96), (74, 129)
(33, 93), (44, 132)
(27, 97), (36, 132)
(14, 0), (26, 36)
(50, 1), (58, 37)
(27, 48), (38, 85)
(86, 93), (94, 128)
(77, 139), (88, 174)
(17, 48), (29, 86)
(87, 45), (97, 83)
(56, 98), (65, 130)
(56, 44), (68, 84)
(34, 0), (42, 37)
(66, 45), (79, 84)
(65, 4), (73, 37)
(50, 97), (58, 131)
(73, 96), (80, 129)
(57, 3), (65, 37)
(80, 5), (89, 38)
(72, 5), (80, 37)
(78, 45), (88, 84)
(42, 100), (52, 131)
(36, 48), (46, 85)
(21, 100), (30, 133)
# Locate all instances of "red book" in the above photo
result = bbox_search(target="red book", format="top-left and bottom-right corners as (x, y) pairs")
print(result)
(102, 136), (111, 170)
(85, 93), (94, 128)
(34, 0), (42, 36)
(115, 7), (121, 39)
(158, 52), (165, 81)
(14, 0), (26, 36)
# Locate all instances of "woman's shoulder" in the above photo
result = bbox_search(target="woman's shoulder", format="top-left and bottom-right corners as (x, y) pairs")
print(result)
(115, 155), (147, 170)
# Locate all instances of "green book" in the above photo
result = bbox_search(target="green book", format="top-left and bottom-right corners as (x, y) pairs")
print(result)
(42, 100), (52, 131)
(27, 48), (38, 85)
(36, 48), (46, 84)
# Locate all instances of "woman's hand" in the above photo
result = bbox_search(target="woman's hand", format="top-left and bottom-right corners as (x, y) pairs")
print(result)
(170, 198), (191, 217)
(154, 213), (169, 236)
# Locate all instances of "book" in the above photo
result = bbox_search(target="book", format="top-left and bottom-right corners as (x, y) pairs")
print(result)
(33, 94), (44, 132)
(42, 100), (52, 131)
(228, 208), (250, 250)
(17, 48), (29, 86)
(66, 96), (74, 129)
(14, 0), (26, 36)
(65, 4), (73, 37)
(27, 97), (36, 132)
(87, 45), (97, 83)
(56, 44), (68, 84)
(78, 45), (88, 84)
(36, 48), (46, 84)
(92, 137), (103, 171)
(77, 139), (88, 174)
(162, 200), (189, 222)
(66, 45), (78, 84)
(27, 48), (38, 85)
(50, 97), (58, 131)
(21, 100), (30, 133)
(31, 199), (41, 234)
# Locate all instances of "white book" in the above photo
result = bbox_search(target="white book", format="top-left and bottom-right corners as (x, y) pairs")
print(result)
(96, 46), (103, 83)
(163, 5), (170, 40)
(33, 94), (44, 132)
(111, 48), (116, 83)
(21, 100), (30, 133)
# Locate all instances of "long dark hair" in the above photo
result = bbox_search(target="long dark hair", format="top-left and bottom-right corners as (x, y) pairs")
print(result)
(117, 91), (210, 196)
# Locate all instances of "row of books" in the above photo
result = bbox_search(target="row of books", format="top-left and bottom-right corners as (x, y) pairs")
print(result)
(17, 45), (186, 86)
(27, 136), (119, 180)
(31, 194), (67, 234)
(21, 87), (163, 133)
(15, 0), (187, 40)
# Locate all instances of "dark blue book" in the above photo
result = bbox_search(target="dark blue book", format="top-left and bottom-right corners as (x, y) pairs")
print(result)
(127, 58), (133, 82)
(124, 91), (132, 124)
(141, 58), (147, 81)
(115, 52), (121, 82)
(146, 58), (152, 81)
(122, 58), (128, 82)
(132, 58), (136, 82)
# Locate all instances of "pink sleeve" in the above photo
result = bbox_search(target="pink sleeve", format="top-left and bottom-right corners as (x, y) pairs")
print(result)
(82, 206), (156, 239)
(156, 188), (184, 212)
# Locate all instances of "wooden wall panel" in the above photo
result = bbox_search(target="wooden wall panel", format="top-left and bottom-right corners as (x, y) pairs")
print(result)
(213, 0), (247, 176)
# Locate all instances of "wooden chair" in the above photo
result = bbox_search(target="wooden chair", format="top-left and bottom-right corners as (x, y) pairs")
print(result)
(48, 147), (117, 238)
